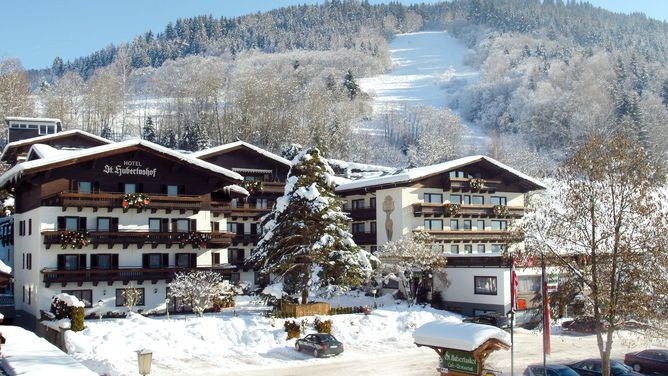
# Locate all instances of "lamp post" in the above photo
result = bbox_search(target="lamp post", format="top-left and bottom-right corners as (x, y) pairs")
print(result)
(97, 300), (104, 321)
(164, 298), (170, 320)
(136, 349), (153, 376)
(371, 289), (377, 309)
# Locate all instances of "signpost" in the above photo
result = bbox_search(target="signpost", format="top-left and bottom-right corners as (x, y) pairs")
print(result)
(442, 349), (478, 374)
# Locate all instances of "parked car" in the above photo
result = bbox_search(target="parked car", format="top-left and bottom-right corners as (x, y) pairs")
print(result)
(567, 358), (642, 376)
(561, 316), (600, 333)
(462, 313), (510, 329)
(295, 333), (344, 358)
(624, 349), (668, 374)
(523, 364), (581, 376)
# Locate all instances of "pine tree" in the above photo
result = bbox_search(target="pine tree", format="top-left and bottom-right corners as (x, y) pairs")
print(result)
(142, 116), (157, 142)
(182, 115), (210, 151)
(343, 69), (360, 99)
(51, 57), (64, 77)
(161, 129), (177, 149)
(251, 147), (377, 303)
(100, 126), (112, 140)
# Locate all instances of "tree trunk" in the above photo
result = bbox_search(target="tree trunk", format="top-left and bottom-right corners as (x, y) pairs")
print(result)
(301, 289), (308, 304)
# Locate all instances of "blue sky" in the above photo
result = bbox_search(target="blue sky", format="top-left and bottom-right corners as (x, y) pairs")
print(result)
(1, 0), (666, 69)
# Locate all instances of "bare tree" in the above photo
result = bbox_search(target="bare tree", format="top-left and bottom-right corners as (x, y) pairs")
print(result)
(122, 284), (142, 313)
(523, 134), (668, 376)
(0, 58), (34, 127)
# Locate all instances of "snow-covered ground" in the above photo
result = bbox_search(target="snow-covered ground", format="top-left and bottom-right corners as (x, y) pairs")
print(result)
(360, 31), (478, 114)
(62, 294), (668, 376)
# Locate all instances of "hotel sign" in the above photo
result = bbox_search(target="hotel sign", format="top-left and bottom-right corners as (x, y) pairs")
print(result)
(103, 160), (157, 178)
(442, 349), (478, 374)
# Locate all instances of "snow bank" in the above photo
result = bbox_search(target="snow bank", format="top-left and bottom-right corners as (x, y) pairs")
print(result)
(262, 283), (284, 299)
(54, 293), (85, 308)
(1, 325), (97, 376)
(0, 259), (11, 274)
(412, 321), (511, 352)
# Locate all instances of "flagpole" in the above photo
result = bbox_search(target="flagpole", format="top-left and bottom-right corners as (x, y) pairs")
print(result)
(510, 253), (515, 376)
(542, 252), (547, 375)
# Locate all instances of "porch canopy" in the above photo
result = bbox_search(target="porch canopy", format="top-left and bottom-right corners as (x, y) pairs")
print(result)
(413, 320), (511, 352)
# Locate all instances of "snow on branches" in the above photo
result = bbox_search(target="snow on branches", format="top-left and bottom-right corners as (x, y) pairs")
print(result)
(250, 147), (377, 303)
(167, 270), (224, 317)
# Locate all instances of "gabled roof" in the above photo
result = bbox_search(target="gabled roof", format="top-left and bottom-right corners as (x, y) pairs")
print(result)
(0, 129), (113, 163)
(190, 141), (291, 167)
(335, 155), (546, 192)
(4, 116), (61, 123)
(0, 139), (243, 188)
(26, 144), (72, 160)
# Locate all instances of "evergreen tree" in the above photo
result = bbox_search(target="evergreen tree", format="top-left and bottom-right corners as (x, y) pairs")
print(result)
(281, 144), (303, 161)
(343, 69), (360, 99)
(182, 116), (210, 151)
(161, 129), (177, 149)
(51, 57), (64, 77)
(142, 116), (157, 142)
(661, 79), (668, 107)
(100, 126), (112, 140)
(251, 147), (377, 303)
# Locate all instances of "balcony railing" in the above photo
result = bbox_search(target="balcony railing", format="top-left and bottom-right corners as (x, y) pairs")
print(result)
(448, 178), (502, 192)
(210, 201), (273, 218)
(41, 266), (234, 287)
(343, 205), (376, 221)
(352, 231), (377, 245)
(232, 233), (261, 245)
(42, 230), (235, 249)
(412, 203), (524, 218)
(423, 230), (511, 242)
(262, 182), (285, 194)
(42, 192), (205, 213)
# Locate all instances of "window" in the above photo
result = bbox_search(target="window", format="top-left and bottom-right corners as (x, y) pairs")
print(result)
(464, 245), (473, 254)
(463, 195), (471, 205)
(176, 253), (195, 268)
(28, 219), (32, 235)
(227, 223), (239, 233)
(369, 197), (376, 208)
(149, 218), (162, 232)
(424, 219), (443, 231)
(370, 222), (377, 234)
(475, 276), (498, 295)
(62, 290), (93, 308)
(450, 219), (459, 230)
(228, 249), (245, 264)
(449, 171), (467, 178)
(28, 287), (31, 304)
(60, 254), (84, 270)
(124, 184), (136, 194)
(211, 252), (221, 265)
(352, 223), (365, 234)
(65, 217), (79, 231)
(477, 220), (485, 230)
(79, 181), (92, 194)
(175, 219), (189, 233)
(210, 221), (220, 232)
(491, 244), (505, 253)
(431, 244), (444, 252)
(166, 185), (179, 196)
(92, 254), (116, 270)
(26, 253), (32, 270)
(518, 276), (541, 294)
(449, 195), (462, 204)
(491, 220), (507, 230)
(19, 220), (25, 236)
(97, 217), (111, 232)
(351, 199), (364, 209)
(424, 193), (443, 204)
(490, 196), (507, 206)
(256, 198), (269, 209)
(450, 245), (459, 254)
(463, 220), (472, 230)
(230, 273), (241, 283)
(472, 195), (484, 205)
(145, 254), (163, 269)
(477, 244), (486, 254)
(116, 288), (145, 307)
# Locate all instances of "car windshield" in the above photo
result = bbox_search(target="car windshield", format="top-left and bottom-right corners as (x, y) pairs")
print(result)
(554, 368), (581, 376)
(611, 364), (631, 374)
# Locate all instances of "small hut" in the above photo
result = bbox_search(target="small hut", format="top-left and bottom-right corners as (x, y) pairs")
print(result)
(413, 321), (511, 376)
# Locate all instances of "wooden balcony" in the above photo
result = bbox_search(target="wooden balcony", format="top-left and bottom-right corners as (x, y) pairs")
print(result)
(343, 205), (376, 221)
(413, 203), (524, 218)
(262, 182), (285, 194)
(42, 230), (235, 249)
(424, 230), (511, 243)
(232, 233), (261, 245)
(448, 178), (502, 193)
(210, 201), (272, 218)
(43, 192), (205, 213)
(352, 231), (377, 245)
(41, 266), (234, 287)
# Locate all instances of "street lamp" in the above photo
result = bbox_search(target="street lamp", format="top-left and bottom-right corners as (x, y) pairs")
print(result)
(371, 289), (377, 309)
(97, 300), (104, 321)
(164, 298), (170, 320)
(136, 349), (153, 376)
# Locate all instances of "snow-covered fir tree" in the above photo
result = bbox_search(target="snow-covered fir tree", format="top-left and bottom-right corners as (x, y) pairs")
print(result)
(251, 147), (377, 303)
(161, 128), (177, 149)
(181, 116), (211, 151)
(343, 69), (360, 99)
(142, 116), (156, 142)
(167, 271), (223, 317)
(100, 126), (112, 140)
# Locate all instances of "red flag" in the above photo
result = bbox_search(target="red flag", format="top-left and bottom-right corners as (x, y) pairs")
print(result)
(511, 263), (519, 312)
(543, 281), (551, 355)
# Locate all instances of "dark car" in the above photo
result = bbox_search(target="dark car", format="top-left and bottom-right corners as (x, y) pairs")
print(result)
(295, 333), (344, 358)
(561, 316), (600, 333)
(463, 313), (510, 329)
(524, 364), (581, 376)
(624, 349), (668, 374)
(567, 358), (642, 376)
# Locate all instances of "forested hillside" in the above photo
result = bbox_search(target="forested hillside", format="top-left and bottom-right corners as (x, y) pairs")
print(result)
(2, 0), (668, 174)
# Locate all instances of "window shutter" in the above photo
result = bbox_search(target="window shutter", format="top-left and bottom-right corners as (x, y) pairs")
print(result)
(162, 185), (167, 194)
(78, 254), (86, 269)
(71, 179), (79, 193)
(190, 253), (197, 268)
(250, 223), (257, 235)
(138, 183), (144, 193)
(93, 181), (100, 193)
(142, 254), (149, 268)
(57, 254), (65, 270)
(237, 224), (244, 235)
(162, 253), (169, 267)
(57, 217), (65, 231)
(189, 219), (197, 232)
(28, 219), (32, 235)
(179, 185), (186, 195)
(22, 253), (25, 269)
(78, 217), (87, 231)
(161, 218), (169, 232)
(118, 183), (124, 193)
(171, 219), (178, 232)
(112, 254), (119, 269)
(91, 254), (98, 269)
(111, 218), (119, 232)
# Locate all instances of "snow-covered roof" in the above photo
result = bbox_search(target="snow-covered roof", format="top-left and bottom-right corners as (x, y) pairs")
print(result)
(26, 144), (72, 160)
(223, 184), (250, 197)
(0, 129), (113, 160)
(191, 141), (291, 167)
(0, 139), (243, 188)
(336, 155), (546, 192)
(412, 321), (511, 352)
(4, 116), (62, 123)
(328, 158), (396, 180)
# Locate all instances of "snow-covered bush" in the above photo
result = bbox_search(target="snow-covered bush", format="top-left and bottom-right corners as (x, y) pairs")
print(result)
(50, 293), (85, 320)
(168, 270), (223, 317)
(314, 318), (332, 334)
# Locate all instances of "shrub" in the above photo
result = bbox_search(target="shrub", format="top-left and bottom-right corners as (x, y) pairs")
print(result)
(50, 296), (73, 320)
(314, 318), (332, 334)
(213, 296), (235, 311)
(284, 320), (301, 340)
(70, 307), (85, 332)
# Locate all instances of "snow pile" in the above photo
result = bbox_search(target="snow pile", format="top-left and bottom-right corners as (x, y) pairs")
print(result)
(64, 299), (460, 376)
(413, 321), (511, 352)
(54, 293), (86, 308)
(0, 259), (11, 274)
(262, 283), (284, 299)
(1, 325), (97, 376)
